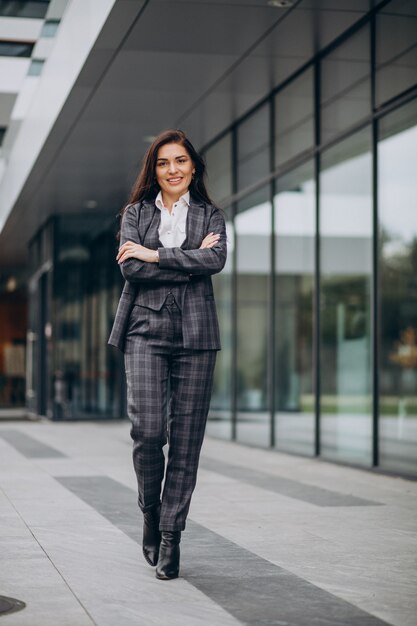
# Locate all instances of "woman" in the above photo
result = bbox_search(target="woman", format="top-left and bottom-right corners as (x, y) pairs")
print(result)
(108, 129), (227, 580)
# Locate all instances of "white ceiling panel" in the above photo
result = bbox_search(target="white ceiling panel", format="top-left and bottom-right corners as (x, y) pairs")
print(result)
(0, 16), (43, 41)
(0, 57), (30, 93)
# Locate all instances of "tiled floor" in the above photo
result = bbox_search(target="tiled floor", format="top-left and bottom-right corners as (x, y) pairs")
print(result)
(0, 419), (416, 626)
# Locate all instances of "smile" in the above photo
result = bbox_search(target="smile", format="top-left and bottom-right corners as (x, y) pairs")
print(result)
(167, 177), (183, 184)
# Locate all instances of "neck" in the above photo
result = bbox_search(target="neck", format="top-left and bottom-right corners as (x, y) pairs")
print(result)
(161, 190), (186, 211)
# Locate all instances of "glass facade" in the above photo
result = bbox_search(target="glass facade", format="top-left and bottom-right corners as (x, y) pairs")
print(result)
(203, 2), (417, 476)
(0, 272), (27, 409)
(378, 100), (417, 474)
(320, 25), (371, 143)
(24, 1), (417, 476)
(237, 105), (270, 191)
(28, 215), (125, 420)
(235, 187), (271, 447)
(274, 162), (315, 456)
(375, 0), (417, 106)
(320, 131), (373, 464)
(0, 41), (34, 57)
(274, 69), (314, 168)
(207, 207), (234, 440)
(0, 2), (50, 19)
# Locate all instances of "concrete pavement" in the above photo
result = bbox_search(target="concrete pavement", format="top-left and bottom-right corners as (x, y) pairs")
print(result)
(0, 419), (416, 626)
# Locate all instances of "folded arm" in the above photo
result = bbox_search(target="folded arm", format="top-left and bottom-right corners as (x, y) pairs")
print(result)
(158, 207), (227, 275)
(118, 204), (190, 284)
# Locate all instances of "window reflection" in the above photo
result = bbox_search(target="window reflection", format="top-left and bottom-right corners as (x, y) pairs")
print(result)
(274, 162), (315, 455)
(275, 69), (314, 167)
(320, 130), (373, 465)
(237, 105), (270, 191)
(0, 281), (27, 409)
(204, 133), (233, 204)
(236, 187), (271, 447)
(376, 0), (417, 105)
(321, 26), (370, 143)
(207, 208), (234, 440)
(379, 100), (417, 475)
(53, 216), (124, 419)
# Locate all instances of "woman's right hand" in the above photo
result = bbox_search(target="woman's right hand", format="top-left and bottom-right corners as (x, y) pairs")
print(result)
(200, 232), (220, 249)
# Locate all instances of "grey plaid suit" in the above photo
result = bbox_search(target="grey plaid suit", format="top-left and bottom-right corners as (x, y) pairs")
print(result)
(108, 195), (227, 531)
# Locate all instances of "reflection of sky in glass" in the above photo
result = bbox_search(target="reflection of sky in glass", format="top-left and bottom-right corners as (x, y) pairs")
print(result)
(379, 123), (417, 247)
(321, 151), (372, 237)
(235, 181), (316, 236)
(235, 202), (270, 234)
(230, 121), (417, 248)
(274, 180), (315, 235)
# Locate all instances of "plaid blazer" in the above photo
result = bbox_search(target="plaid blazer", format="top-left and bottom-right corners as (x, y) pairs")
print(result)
(108, 194), (227, 352)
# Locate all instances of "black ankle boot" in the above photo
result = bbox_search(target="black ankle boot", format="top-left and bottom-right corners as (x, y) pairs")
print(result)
(155, 531), (181, 580)
(142, 504), (161, 566)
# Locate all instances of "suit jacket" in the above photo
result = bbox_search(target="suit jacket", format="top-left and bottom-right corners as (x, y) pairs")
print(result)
(108, 194), (227, 352)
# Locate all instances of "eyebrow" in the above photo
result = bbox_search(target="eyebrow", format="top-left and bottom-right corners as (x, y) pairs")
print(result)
(157, 154), (189, 161)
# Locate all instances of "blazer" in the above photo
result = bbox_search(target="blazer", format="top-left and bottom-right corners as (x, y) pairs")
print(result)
(108, 194), (227, 352)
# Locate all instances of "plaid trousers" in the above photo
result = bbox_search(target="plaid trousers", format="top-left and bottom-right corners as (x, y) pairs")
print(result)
(124, 293), (216, 531)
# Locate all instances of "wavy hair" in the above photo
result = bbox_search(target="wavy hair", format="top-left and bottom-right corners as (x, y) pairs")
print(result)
(121, 129), (213, 219)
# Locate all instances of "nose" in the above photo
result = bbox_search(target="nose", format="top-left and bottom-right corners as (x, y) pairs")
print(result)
(168, 160), (178, 174)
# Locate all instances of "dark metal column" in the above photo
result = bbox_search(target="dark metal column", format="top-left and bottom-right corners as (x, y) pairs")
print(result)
(231, 125), (238, 441)
(371, 11), (380, 467)
(270, 95), (276, 448)
(314, 58), (321, 458)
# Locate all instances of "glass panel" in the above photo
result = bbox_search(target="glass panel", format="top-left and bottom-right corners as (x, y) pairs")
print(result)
(28, 59), (45, 77)
(0, 1), (49, 19)
(0, 41), (34, 57)
(376, 0), (417, 105)
(53, 216), (124, 419)
(378, 99), (417, 475)
(274, 161), (315, 455)
(0, 275), (27, 409)
(275, 68), (314, 168)
(207, 207), (233, 440)
(321, 26), (370, 143)
(204, 133), (233, 204)
(41, 20), (60, 38)
(236, 186), (271, 447)
(320, 129), (373, 465)
(237, 105), (270, 191)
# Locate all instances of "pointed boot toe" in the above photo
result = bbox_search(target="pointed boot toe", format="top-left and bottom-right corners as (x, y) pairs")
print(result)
(155, 531), (181, 580)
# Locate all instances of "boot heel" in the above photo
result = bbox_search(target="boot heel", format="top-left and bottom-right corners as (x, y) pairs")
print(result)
(156, 531), (181, 580)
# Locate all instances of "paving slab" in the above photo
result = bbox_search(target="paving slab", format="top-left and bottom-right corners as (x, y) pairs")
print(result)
(0, 421), (416, 626)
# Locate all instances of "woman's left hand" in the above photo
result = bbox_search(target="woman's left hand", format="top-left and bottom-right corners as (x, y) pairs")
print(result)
(117, 241), (157, 264)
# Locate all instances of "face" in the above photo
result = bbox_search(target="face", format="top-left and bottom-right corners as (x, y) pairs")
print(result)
(155, 143), (195, 199)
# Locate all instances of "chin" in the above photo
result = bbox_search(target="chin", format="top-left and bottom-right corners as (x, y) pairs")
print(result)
(165, 185), (189, 195)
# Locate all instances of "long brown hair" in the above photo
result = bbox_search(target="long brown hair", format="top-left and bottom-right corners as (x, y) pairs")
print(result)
(122, 129), (213, 217)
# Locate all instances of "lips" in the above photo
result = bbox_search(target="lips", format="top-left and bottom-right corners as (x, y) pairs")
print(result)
(167, 177), (183, 184)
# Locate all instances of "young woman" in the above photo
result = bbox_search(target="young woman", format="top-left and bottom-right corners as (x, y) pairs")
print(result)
(108, 129), (227, 580)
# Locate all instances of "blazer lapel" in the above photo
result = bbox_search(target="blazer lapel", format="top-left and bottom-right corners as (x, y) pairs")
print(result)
(139, 199), (163, 248)
(182, 195), (205, 250)
(140, 194), (205, 250)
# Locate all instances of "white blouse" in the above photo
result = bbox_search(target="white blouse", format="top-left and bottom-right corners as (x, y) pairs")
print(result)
(155, 190), (189, 248)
